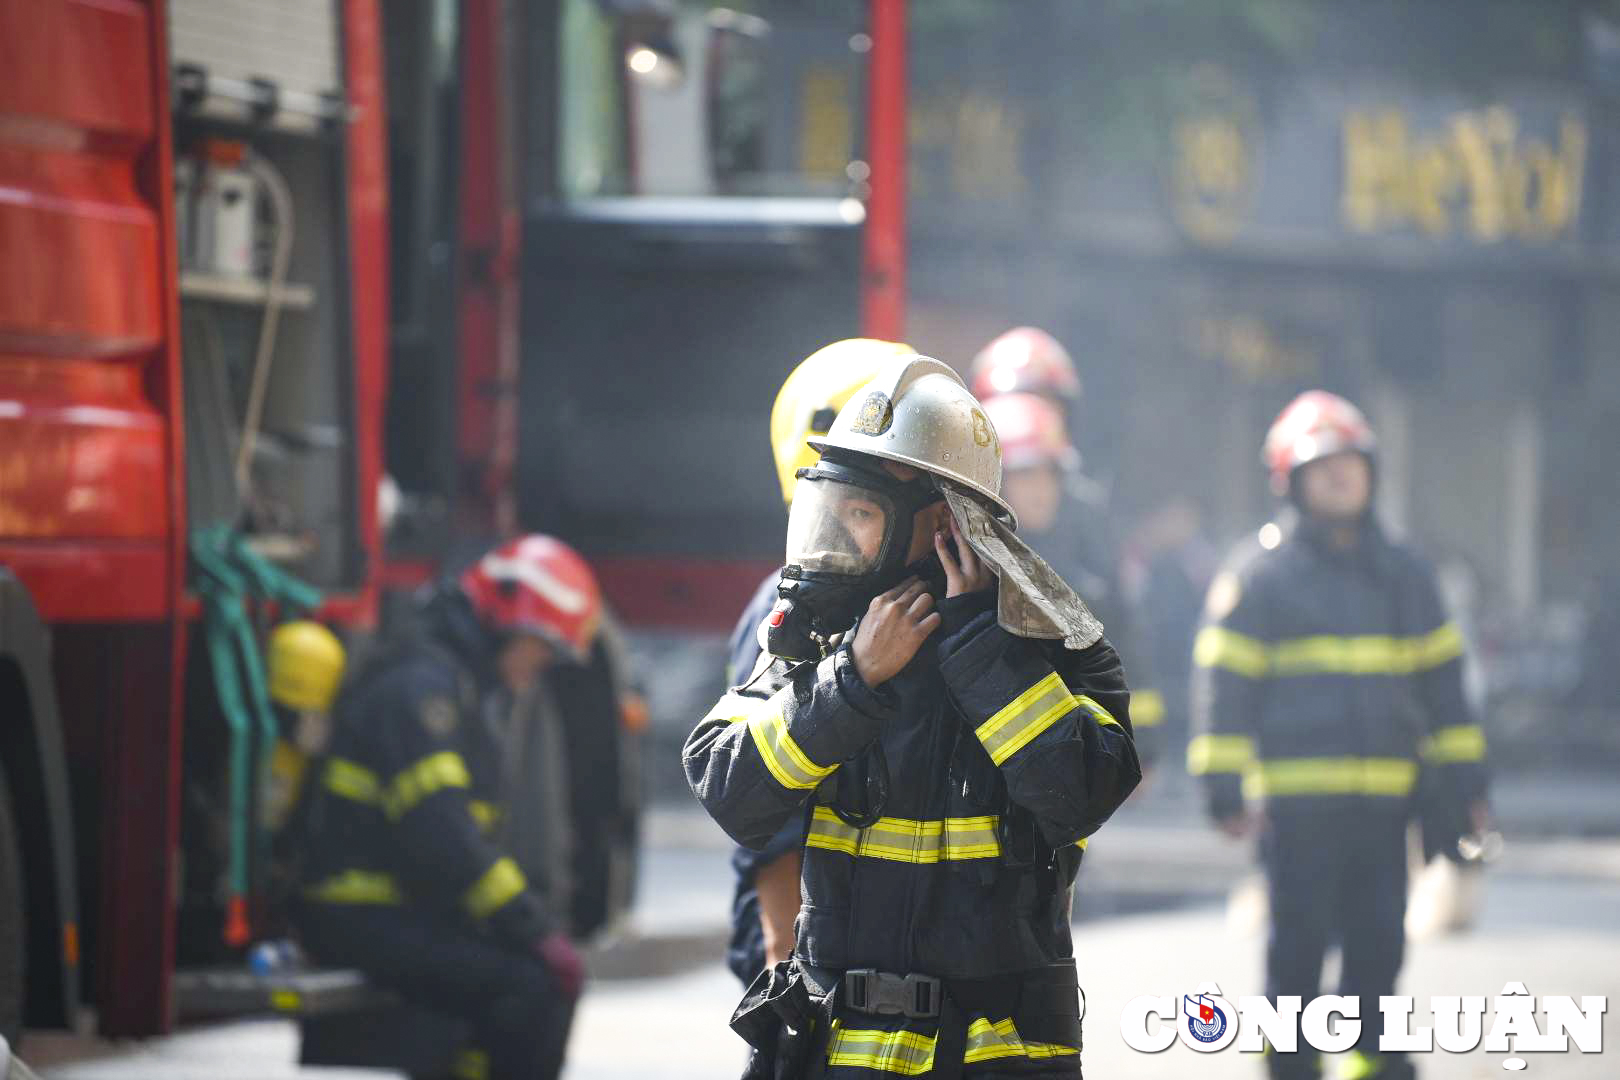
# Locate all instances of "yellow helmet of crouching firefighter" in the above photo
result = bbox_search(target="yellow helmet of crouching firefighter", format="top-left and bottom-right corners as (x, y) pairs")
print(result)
(267, 619), (347, 712)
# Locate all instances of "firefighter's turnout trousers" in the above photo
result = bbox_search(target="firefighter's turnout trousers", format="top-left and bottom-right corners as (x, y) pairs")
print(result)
(1262, 808), (1409, 1079)
(297, 903), (574, 1080)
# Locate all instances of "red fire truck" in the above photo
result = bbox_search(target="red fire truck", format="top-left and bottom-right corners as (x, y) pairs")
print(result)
(1, 0), (904, 1047)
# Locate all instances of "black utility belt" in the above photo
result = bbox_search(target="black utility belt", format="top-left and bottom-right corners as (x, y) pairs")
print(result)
(830, 962), (1079, 1022)
(842, 969), (942, 1019)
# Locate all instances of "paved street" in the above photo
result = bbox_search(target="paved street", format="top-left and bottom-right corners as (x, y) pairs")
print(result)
(22, 786), (1620, 1079)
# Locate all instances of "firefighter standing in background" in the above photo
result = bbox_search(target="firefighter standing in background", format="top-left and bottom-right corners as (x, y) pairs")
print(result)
(1187, 391), (1490, 1080)
(295, 535), (598, 1080)
(688, 356), (1140, 1078)
(971, 329), (1165, 764)
(724, 337), (917, 988)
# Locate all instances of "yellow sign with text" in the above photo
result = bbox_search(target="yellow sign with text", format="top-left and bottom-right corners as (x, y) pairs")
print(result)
(1342, 106), (1587, 243)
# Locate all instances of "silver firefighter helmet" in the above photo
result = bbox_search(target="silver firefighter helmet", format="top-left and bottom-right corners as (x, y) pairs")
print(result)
(808, 355), (1016, 525)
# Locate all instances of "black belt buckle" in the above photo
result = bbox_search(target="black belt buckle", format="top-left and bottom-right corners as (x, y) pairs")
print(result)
(843, 969), (942, 1020)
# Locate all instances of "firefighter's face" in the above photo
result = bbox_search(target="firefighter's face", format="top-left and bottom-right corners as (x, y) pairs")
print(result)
(1296, 451), (1372, 520)
(497, 634), (554, 695)
(834, 490), (889, 563)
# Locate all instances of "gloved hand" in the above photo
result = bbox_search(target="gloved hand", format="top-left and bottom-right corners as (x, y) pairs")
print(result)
(534, 932), (585, 998)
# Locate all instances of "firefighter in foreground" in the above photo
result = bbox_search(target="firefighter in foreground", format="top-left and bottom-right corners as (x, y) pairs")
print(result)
(1187, 391), (1490, 1080)
(295, 535), (597, 1080)
(725, 338), (917, 988)
(971, 329), (1165, 763)
(686, 356), (1141, 1078)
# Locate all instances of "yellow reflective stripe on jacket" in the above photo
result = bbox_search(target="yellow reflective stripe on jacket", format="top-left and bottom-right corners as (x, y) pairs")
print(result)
(1270, 623), (1463, 675)
(1131, 689), (1166, 727)
(1420, 724), (1487, 764)
(1244, 756), (1419, 798)
(825, 1021), (935, 1075)
(976, 672), (1075, 765)
(323, 757), (384, 805)
(1413, 621), (1465, 668)
(1076, 694), (1120, 727)
(805, 806), (1002, 863)
(385, 751), (472, 820)
(963, 1017), (1079, 1064)
(709, 690), (839, 791)
(302, 869), (402, 905)
(1194, 626), (1272, 677)
(823, 1017), (1078, 1073)
(468, 799), (502, 832)
(463, 856), (527, 918)
(451, 1047), (490, 1080)
(749, 708), (838, 790)
(1195, 623), (1465, 679)
(1187, 734), (1256, 775)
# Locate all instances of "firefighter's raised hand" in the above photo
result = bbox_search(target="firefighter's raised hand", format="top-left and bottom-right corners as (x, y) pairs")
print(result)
(938, 516), (993, 598)
(851, 577), (940, 687)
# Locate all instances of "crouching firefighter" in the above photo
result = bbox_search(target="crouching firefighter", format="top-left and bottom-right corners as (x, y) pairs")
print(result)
(685, 356), (1142, 1079)
(294, 535), (597, 1080)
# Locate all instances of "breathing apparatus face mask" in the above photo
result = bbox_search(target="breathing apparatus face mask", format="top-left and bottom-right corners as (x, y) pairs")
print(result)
(767, 451), (943, 662)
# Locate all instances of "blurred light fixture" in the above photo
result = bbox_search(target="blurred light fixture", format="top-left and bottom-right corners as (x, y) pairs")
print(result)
(628, 47), (660, 74)
(624, 37), (684, 89)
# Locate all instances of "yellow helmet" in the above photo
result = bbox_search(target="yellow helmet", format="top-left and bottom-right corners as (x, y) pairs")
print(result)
(770, 338), (916, 504)
(267, 620), (347, 712)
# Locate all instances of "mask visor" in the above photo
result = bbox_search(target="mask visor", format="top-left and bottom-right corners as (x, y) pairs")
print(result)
(785, 476), (896, 576)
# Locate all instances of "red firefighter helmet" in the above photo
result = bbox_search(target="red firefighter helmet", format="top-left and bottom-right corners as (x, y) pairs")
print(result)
(459, 535), (603, 660)
(983, 392), (1079, 472)
(1263, 390), (1377, 486)
(969, 326), (1082, 403)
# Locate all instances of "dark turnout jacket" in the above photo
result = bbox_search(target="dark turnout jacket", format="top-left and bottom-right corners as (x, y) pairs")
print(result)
(1188, 513), (1488, 823)
(685, 588), (1141, 1076)
(298, 593), (552, 947)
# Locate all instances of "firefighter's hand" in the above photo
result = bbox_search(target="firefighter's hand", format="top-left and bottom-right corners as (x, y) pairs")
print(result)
(938, 517), (993, 598)
(851, 578), (940, 687)
(534, 932), (584, 998)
